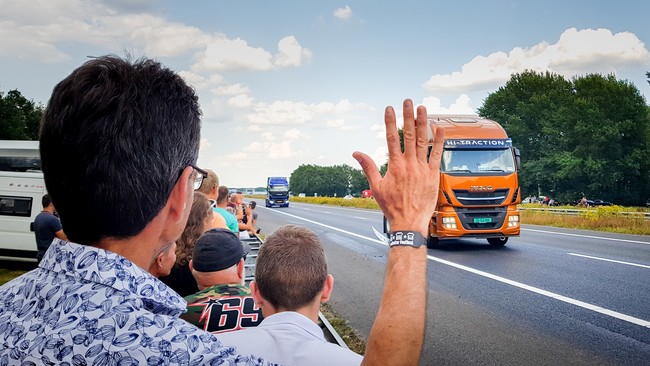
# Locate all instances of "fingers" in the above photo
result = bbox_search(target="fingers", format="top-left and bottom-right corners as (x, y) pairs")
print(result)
(402, 99), (416, 158)
(384, 106), (402, 160)
(415, 105), (429, 162)
(353, 151), (381, 188)
(428, 124), (445, 171)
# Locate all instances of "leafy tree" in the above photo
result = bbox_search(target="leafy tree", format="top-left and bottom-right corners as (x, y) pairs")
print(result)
(290, 164), (368, 197)
(479, 71), (650, 205)
(0, 89), (43, 140)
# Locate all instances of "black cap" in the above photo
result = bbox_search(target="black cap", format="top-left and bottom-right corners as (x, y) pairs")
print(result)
(193, 228), (248, 272)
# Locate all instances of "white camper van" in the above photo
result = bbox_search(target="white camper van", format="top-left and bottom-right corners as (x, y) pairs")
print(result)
(0, 140), (45, 260)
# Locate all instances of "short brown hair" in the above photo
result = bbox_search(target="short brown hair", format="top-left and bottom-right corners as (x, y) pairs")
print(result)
(217, 185), (230, 204)
(255, 225), (327, 310)
(197, 169), (218, 194)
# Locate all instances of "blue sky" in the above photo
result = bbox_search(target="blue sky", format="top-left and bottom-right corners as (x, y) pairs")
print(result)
(1, 0), (649, 187)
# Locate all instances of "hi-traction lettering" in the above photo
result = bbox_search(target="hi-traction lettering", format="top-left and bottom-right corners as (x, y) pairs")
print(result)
(444, 139), (512, 147)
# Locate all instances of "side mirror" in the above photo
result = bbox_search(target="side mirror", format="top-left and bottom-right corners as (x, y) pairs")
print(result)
(514, 148), (521, 170)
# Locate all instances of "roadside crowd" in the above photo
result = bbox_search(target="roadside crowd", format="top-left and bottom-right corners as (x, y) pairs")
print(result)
(0, 55), (444, 365)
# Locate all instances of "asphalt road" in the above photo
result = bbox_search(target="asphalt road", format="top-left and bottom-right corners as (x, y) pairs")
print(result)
(252, 200), (650, 366)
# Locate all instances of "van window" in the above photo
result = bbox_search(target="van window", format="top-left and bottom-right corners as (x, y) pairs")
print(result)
(0, 157), (41, 172)
(0, 195), (33, 217)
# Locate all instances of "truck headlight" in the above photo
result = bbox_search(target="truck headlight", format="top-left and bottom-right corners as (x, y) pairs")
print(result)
(508, 215), (519, 227)
(442, 216), (457, 229)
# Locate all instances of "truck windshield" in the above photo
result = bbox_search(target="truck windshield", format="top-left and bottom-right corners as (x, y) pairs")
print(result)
(269, 185), (289, 192)
(441, 149), (515, 174)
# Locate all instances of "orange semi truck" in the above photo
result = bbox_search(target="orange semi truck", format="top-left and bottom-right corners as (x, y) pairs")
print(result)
(384, 115), (522, 248)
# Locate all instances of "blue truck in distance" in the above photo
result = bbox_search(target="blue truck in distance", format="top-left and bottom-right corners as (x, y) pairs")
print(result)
(266, 177), (290, 207)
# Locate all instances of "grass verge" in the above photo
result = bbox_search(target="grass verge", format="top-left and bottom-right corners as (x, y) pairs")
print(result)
(0, 269), (27, 286)
(321, 302), (367, 355)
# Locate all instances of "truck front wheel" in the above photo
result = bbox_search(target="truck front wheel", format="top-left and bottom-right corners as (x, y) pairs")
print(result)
(427, 236), (439, 249)
(487, 237), (508, 246)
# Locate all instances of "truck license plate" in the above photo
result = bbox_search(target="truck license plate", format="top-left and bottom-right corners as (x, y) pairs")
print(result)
(473, 217), (492, 223)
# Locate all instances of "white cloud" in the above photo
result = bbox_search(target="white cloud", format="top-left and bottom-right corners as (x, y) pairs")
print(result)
(214, 83), (250, 96)
(228, 94), (254, 108)
(370, 123), (385, 139)
(273, 36), (313, 67)
(178, 71), (224, 90)
(421, 94), (476, 114)
(199, 138), (212, 149)
(333, 5), (352, 20)
(325, 119), (357, 130)
(246, 99), (372, 126)
(423, 28), (650, 93)
(284, 128), (308, 140)
(370, 146), (388, 169)
(193, 34), (311, 72)
(261, 132), (275, 141)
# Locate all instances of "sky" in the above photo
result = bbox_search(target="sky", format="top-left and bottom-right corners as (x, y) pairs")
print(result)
(1, 0), (649, 188)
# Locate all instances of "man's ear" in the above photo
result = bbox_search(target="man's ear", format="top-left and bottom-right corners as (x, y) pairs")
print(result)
(319, 274), (334, 303)
(250, 281), (265, 306)
(188, 259), (194, 272)
(237, 258), (245, 280)
(168, 166), (193, 223)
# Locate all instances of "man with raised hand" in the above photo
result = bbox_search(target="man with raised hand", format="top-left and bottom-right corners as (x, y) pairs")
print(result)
(353, 99), (445, 365)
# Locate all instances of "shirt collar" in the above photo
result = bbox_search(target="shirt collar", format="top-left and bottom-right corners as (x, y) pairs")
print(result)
(261, 311), (325, 341)
(39, 239), (186, 316)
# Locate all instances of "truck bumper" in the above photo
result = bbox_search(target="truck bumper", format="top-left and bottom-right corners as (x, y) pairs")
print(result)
(431, 206), (520, 239)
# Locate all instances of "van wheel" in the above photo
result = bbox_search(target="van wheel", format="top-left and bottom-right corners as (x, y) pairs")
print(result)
(487, 237), (508, 246)
(427, 236), (439, 249)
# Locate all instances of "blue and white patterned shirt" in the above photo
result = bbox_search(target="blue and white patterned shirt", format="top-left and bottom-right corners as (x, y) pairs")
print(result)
(0, 239), (271, 365)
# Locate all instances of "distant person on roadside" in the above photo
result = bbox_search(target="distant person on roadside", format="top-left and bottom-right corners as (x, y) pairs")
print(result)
(159, 191), (212, 296)
(231, 193), (254, 238)
(195, 169), (228, 229)
(214, 186), (240, 233)
(217, 224), (363, 365)
(181, 228), (263, 333)
(249, 201), (260, 234)
(33, 194), (66, 263)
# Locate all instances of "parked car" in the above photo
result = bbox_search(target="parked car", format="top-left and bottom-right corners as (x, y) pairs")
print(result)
(591, 199), (612, 206)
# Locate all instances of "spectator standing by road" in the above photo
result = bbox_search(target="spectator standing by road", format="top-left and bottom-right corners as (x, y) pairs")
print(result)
(214, 185), (240, 233)
(182, 228), (263, 333)
(195, 169), (228, 229)
(33, 193), (66, 263)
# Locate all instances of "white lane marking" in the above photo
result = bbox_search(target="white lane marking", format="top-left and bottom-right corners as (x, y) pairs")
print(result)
(267, 209), (650, 329)
(568, 253), (650, 269)
(354, 216), (367, 220)
(522, 228), (650, 245)
(322, 211), (331, 214)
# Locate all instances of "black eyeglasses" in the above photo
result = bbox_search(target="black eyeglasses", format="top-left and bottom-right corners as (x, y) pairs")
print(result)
(190, 165), (208, 190)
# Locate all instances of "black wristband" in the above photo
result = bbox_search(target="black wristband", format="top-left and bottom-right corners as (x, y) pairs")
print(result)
(387, 231), (426, 248)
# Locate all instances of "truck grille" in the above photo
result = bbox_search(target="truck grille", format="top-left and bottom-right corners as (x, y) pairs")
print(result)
(453, 189), (509, 206)
(455, 207), (507, 230)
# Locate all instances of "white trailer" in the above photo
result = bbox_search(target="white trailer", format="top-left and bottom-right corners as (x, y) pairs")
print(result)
(0, 141), (44, 260)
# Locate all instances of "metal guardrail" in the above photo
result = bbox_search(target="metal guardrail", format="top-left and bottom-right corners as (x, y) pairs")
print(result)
(241, 234), (350, 348)
(518, 207), (650, 220)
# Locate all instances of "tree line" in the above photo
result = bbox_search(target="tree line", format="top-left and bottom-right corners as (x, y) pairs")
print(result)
(290, 164), (369, 197)
(0, 89), (43, 140)
(479, 71), (650, 206)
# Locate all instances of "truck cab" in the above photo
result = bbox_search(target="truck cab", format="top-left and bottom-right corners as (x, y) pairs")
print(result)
(266, 177), (290, 208)
(428, 115), (521, 247)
